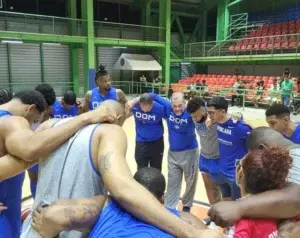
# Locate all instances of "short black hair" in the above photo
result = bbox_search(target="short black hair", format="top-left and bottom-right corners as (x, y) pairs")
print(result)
(134, 167), (165, 199)
(207, 96), (228, 112)
(0, 89), (13, 105)
(63, 90), (77, 105)
(35, 84), (56, 106)
(265, 104), (290, 117)
(139, 93), (153, 105)
(13, 89), (46, 113)
(187, 97), (206, 114)
(95, 64), (109, 81)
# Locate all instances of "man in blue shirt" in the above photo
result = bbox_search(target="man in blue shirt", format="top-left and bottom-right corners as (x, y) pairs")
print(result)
(265, 103), (300, 144)
(82, 65), (128, 111)
(31, 167), (222, 237)
(131, 93), (165, 171)
(149, 92), (199, 213)
(52, 90), (79, 119)
(207, 96), (251, 201)
(28, 84), (56, 199)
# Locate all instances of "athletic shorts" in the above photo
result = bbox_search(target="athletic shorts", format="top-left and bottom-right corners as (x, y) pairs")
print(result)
(27, 164), (39, 173)
(90, 200), (179, 238)
(199, 155), (220, 181)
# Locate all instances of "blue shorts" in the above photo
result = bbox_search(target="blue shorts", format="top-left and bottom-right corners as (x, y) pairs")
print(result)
(90, 200), (179, 238)
(27, 164), (39, 174)
(217, 174), (241, 200)
(199, 155), (220, 181)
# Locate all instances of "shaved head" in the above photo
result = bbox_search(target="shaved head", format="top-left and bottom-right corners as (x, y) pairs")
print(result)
(247, 126), (293, 150)
(99, 100), (125, 126)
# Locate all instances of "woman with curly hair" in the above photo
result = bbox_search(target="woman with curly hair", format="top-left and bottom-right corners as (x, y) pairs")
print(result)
(234, 147), (293, 237)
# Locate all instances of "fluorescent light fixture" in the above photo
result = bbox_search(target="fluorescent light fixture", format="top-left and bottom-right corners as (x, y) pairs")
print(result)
(113, 46), (127, 49)
(1, 40), (23, 44)
(42, 43), (61, 46)
(181, 62), (191, 65)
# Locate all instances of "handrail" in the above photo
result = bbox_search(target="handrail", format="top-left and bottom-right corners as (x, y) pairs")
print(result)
(94, 21), (165, 30)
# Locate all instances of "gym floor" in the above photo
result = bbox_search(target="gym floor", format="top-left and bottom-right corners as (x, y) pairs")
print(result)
(21, 106), (298, 218)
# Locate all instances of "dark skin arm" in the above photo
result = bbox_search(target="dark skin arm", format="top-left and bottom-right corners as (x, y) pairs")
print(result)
(116, 89), (131, 118)
(82, 91), (92, 113)
(208, 183), (300, 228)
(180, 212), (207, 230)
(32, 196), (106, 238)
(4, 105), (117, 162)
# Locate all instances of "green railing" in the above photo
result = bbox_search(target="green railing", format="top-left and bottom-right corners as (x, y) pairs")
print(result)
(94, 21), (166, 42)
(184, 33), (300, 58)
(0, 11), (85, 36)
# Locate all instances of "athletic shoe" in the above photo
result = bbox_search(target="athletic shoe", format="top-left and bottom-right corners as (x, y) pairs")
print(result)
(182, 206), (191, 213)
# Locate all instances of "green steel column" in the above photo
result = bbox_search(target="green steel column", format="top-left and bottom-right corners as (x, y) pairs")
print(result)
(68, 0), (79, 94)
(40, 44), (45, 82)
(81, 0), (95, 92)
(142, 0), (152, 26)
(159, 0), (171, 86)
(216, 0), (229, 41)
(201, 11), (207, 42)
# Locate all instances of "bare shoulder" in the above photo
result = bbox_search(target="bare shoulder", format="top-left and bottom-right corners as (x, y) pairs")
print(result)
(1, 116), (30, 132)
(96, 124), (126, 139)
(35, 119), (59, 132)
(85, 90), (92, 100)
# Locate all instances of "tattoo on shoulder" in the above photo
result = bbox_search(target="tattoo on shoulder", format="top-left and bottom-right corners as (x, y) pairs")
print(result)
(99, 151), (113, 172)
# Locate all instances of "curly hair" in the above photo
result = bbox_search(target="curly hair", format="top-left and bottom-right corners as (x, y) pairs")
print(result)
(186, 97), (206, 114)
(243, 147), (293, 194)
(35, 84), (56, 106)
(13, 89), (46, 113)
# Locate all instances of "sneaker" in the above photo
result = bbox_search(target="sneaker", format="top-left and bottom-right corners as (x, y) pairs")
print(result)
(182, 206), (191, 213)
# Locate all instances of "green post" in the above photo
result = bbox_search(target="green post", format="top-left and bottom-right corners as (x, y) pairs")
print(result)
(4, 20), (12, 92)
(159, 0), (171, 86)
(68, 0), (79, 94)
(201, 11), (207, 42)
(216, 0), (230, 41)
(40, 44), (45, 82)
(81, 0), (96, 92)
(145, 0), (153, 26)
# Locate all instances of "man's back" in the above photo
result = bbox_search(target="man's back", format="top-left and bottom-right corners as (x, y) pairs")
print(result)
(22, 119), (107, 238)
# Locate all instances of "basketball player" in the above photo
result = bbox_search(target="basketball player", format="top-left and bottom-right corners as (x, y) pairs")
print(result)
(83, 65), (127, 111)
(130, 93), (165, 171)
(266, 104), (300, 144)
(208, 127), (300, 236)
(32, 167), (222, 238)
(52, 90), (79, 118)
(187, 98), (222, 205)
(207, 97), (252, 201)
(0, 89), (116, 238)
(21, 100), (213, 238)
(28, 83), (56, 199)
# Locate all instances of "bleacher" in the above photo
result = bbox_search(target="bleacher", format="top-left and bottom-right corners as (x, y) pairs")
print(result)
(173, 74), (298, 105)
(229, 6), (300, 52)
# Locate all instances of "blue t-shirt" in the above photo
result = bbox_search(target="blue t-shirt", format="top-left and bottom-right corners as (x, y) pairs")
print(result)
(90, 200), (180, 238)
(150, 93), (198, 152)
(89, 87), (118, 110)
(0, 110), (25, 238)
(288, 124), (300, 144)
(217, 118), (252, 180)
(52, 100), (78, 118)
(132, 102), (165, 142)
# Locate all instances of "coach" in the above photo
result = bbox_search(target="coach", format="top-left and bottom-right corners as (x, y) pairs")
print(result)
(131, 93), (165, 171)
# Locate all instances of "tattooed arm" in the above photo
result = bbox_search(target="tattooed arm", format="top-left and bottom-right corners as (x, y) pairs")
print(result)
(32, 196), (106, 237)
(96, 124), (216, 238)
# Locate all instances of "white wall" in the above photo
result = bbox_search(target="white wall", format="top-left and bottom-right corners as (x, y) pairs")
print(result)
(207, 64), (300, 77)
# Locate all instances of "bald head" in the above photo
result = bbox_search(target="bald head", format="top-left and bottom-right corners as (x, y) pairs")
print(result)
(247, 126), (293, 150)
(99, 100), (126, 126)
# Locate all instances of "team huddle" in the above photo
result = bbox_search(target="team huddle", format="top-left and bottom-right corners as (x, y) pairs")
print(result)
(0, 65), (300, 237)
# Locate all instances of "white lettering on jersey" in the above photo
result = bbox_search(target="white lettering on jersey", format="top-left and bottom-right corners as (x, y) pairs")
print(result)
(92, 101), (101, 109)
(54, 114), (73, 119)
(169, 115), (188, 124)
(135, 112), (156, 121)
(268, 231), (278, 238)
(217, 125), (232, 135)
